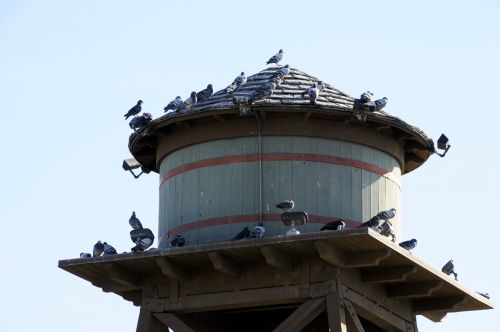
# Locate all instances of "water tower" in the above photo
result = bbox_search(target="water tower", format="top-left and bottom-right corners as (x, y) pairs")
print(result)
(59, 65), (492, 331)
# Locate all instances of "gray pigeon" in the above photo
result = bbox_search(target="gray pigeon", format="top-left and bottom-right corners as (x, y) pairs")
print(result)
(80, 252), (91, 258)
(231, 227), (251, 240)
(93, 241), (104, 257)
(196, 84), (213, 102)
(180, 92), (197, 110)
(302, 83), (320, 104)
(226, 72), (247, 94)
(358, 215), (380, 228)
(360, 91), (373, 103)
(377, 220), (396, 242)
(375, 97), (388, 111)
(399, 239), (417, 251)
(442, 259), (458, 280)
(320, 219), (346, 231)
(124, 100), (143, 120)
(102, 242), (117, 255)
(378, 208), (396, 221)
(317, 81), (326, 92)
(272, 65), (290, 78)
(250, 222), (265, 238)
(164, 96), (183, 113)
(129, 112), (152, 130)
(266, 49), (284, 65)
(276, 200), (295, 212)
(129, 211), (143, 230)
(251, 81), (277, 102)
(171, 234), (185, 247)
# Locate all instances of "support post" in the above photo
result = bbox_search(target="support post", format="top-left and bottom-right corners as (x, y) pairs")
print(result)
(136, 309), (166, 332)
(326, 292), (347, 332)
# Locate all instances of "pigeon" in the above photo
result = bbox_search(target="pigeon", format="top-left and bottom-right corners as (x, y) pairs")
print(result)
(180, 92), (197, 110)
(251, 81), (278, 102)
(250, 222), (265, 238)
(399, 239), (417, 251)
(320, 219), (346, 231)
(317, 81), (326, 92)
(358, 215), (381, 228)
(276, 199), (295, 212)
(129, 112), (153, 130)
(272, 65), (290, 79)
(377, 220), (396, 242)
(231, 227), (251, 240)
(124, 100), (143, 120)
(196, 84), (213, 102)
(266, 49), (284, 65)
(226, 72), (247, 94)
(103, 242), (117, 255)
(93, 241), (104, 257)
(164, 96), (183, 113)
(375, 97), (388, 111)
(377, 208), (396, 221)
(441, 259), (458, 280)
(80, 252), (92, 258)
(129, 211), (143, 230)
(477, 292), (490, 299)
(302, 82), (320, 104)
(360, 91), (373, 103)
(171, 234), (186, 247)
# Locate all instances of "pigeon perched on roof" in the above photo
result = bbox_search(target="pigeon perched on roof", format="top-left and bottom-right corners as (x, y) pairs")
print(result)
(164, 96), (183, 113)
(129, 211), (143, 230)
(226, 72), (247, 94)
(196, 84), (214, 102)
(171, 234), (185, 247)
(180, 92), (197, 110)
(124, 100), (143, 120)
(302, 82), (320, 104)
(80, 252), (92, 258)
(250, 222), (265, 238)
(276, 200), (295, 212)
(102, 242), (117, 255)
(360, 91), (373, 103)
(317, 81), (326, 92)
(399, 239), (417, 251)
(93, 241), (104, 257)
(266, 49), (284, 65)
(320, 219), (346, 231)
(375, 97), (388, 111)
(231, 227), (251, 241)
(251, 81), (278, 102)
(272, 65), (290, 79)
(477, 292), (490, 299)
(441, 259), (458, 280)
(129, 112), (153, 130)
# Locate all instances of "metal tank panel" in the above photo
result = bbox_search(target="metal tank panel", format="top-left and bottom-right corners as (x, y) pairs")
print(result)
(158, 136), (401, 248)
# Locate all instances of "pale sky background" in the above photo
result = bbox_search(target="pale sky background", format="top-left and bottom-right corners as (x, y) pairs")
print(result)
(1, 1), (499, 331)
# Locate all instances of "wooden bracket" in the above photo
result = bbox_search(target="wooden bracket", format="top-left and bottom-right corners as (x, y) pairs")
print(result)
(361, 266), (418, 283)
(387, 280), (443, 298)
(102, 263), (140, 288)
(156, 257), (189, 281)
(260, 246), (293, 271)
(208, 251), (240, 277)
(315, 241), (391, 268)
(414, 295), (467, 313)
(272, 298), (326, 332)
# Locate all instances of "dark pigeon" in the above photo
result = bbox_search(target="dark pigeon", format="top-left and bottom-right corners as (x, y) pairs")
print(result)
(250, 222), (265, 238)
(375, 97), (388, 111)
(266, 49), (284, 65)
(80, 252), (91, 258)
(102, 242), (117, 255)
(302, 82), (320, 104)
(164, 96), (183, 113)
(442, 259), (458, 280)
(231, 227), (251, 241)
(93, 240), (104, 257)
(360, 91), (373, 103)
(377, 220), (396, 242)
(320, 219), (346, 231)
(129, 112), (152, 130)
(399, 239), (417, 251)
(477, 292), (490, 299)
(196, 84), (214, 102)
(276, 200), (294, 212)
(251, 80), (279, 102)
(124, 100), (143, 120)
(358, 215), (381, 228)
(171, 234), (186, 247)
(129, 211), (143, 230)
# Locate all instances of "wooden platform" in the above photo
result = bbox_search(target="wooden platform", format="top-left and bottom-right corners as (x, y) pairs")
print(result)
(59, 228), (492, 331)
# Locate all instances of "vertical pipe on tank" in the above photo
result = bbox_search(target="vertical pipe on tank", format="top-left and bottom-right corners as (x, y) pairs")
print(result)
(255, 112), (263, 223)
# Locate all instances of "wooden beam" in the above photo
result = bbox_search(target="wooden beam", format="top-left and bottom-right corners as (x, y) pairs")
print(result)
(361, 266), (418, 283)
(314, 241), (346, 267)
(153, 313), (196, 332)
(414, 296), (467, 313)
(326, 292), (347, 332)
(102, 263), (140, 288)
(260, 246), (293, 271)
(272, 298), (326, 332)
(422, 312), (448, 323)
(136, 309), (165, 332)
(343, 300), (366, 332)
(156, 257), (189, 281)
(387, 280), (443, 299)
(375, 124), (392, 132)
(315, 241), (390, 268)
(213, 114), (225, 123)
(208, 251), (240, 277)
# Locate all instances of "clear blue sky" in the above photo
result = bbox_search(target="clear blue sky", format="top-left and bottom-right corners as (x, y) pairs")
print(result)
(1, 1), (498, 331)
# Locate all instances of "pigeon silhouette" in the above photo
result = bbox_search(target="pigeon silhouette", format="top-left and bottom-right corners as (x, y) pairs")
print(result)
(231, 227), (251, 241)
(164, 96), (183, 113)
(80, 252), (91, 258)
(302, 82), (320, 104)
(93, 241), (104, 257)
(129, 211), (143, 230)
(441, 259), (458, 280)
(250, 222), (265, 238)
(129, 112), (152, 130)
(266, 49), (284, 65)
(171, 234), (186, 247)
(399, 239), (417, 251)
(320, 219), (346, 231)
(196, 84), (213, 102)
(360, 91), (373, 103)
(226, 72), (247, 94)
(276, 200), (295, 212)
(180, 92), (197, 110)
(103, 242), (117, 255)
(124, 100), (143, 120)
(375, 97), (388, 111)
(272, 65), (290, 79)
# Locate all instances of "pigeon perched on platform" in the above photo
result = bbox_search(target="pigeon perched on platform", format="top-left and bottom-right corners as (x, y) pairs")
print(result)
(180, 92), (197, 110)
(129, 112), (153, 130)
(128, 211), (142, 229)
(226, 72), (247, 94)
(377, 221), (396, 242)
(80, 252), (91, 258)
(266, 49), (284, 65)
(196, 84), (214, 102)
(124, 100), (143, 120)
(276, 200), (295, 212)
(129, 211), (155, 252)
(102, 242), (117, 255)
(377, 208), (396, 221)
(164, 96), (183, 113)
(477, 292), (490, 299)
(302, 82), (320, 104)
(358, 215), (381, 228)
(171, 234), (186, 247)
(231, 227), (251, 241)
(272, 65), (290, 79)
(399, 239), (417, 251)
(442, 259), (458, 280)
(250, 222), (265, 238)
(375, 97), (388, 111)
(320, 219), (346, 231)
(93, 241), (104, 257)
(360, 91), (373, 103)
